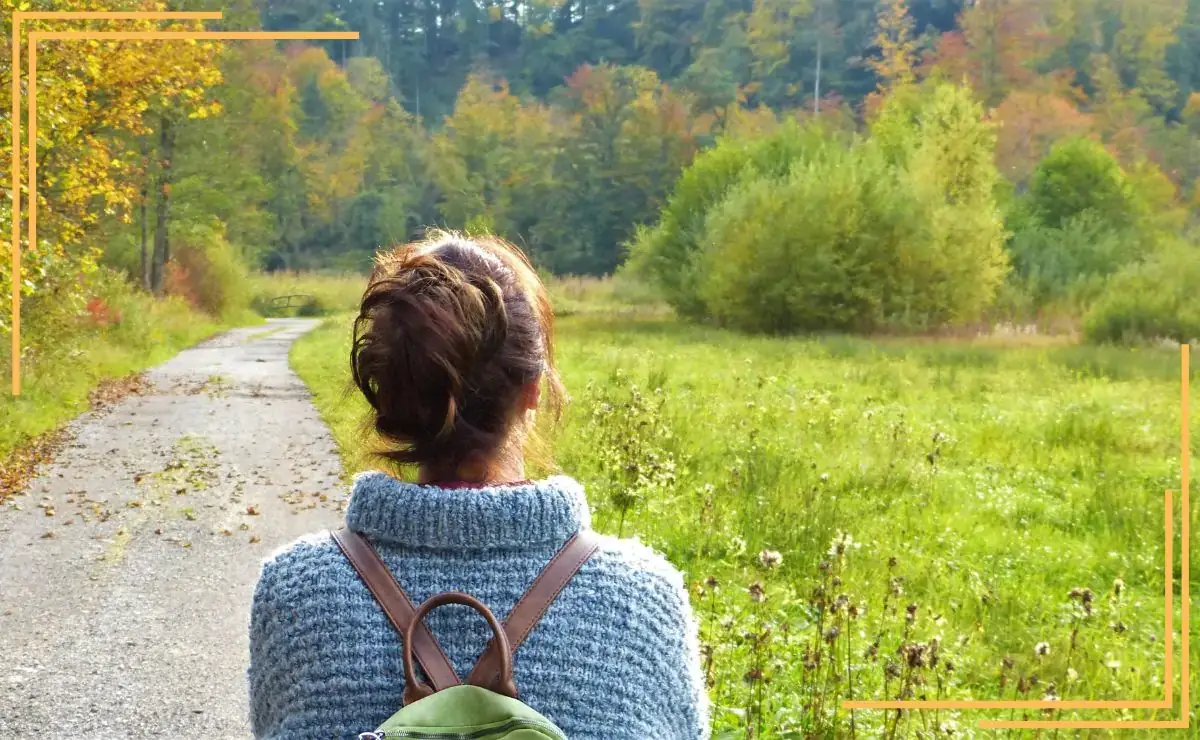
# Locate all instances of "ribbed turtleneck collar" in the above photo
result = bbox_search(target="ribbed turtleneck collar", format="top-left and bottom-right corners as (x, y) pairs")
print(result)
(344, 472), (592, 550)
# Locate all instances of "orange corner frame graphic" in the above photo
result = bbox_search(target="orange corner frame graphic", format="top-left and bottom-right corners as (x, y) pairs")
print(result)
(8, 10), (357, 396)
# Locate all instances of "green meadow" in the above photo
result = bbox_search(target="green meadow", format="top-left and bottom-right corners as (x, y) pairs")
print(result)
(291, 294), (1198, 739)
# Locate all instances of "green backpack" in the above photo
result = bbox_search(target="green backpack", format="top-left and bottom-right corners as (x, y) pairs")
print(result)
(332, 527), (599, 740)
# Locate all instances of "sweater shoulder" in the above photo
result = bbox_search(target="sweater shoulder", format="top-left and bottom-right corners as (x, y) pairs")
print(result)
(583, 533), (691, 609)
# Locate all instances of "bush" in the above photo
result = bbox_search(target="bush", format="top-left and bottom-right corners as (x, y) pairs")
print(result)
(640, 81), (1008, 334)
(1007, 212), (1147, 307)
(163, 223), (251, 318)
(626, 121), (837, 317)
(1083, 243), (1200, 344)
(696, 142), (909, 332)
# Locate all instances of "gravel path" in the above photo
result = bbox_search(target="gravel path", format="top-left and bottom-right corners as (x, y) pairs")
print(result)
(0, 319), (346, 739)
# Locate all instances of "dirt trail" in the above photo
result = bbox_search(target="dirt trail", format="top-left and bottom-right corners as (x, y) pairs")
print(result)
(0, 318), (346, 739)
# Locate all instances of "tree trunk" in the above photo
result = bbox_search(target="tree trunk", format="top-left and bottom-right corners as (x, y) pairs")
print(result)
(150, 115), (176, 295)
(139, 138), (150, 291)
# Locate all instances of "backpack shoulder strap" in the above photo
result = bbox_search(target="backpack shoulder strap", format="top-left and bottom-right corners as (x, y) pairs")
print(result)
(466, 529), (601, 688)
(331, 528), (461, 692)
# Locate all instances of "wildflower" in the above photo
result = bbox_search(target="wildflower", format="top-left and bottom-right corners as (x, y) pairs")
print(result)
(823, 626), (840, 644)
(849, 603), (864, 620)
(832, 594), (849, 614)
(887, 556), (899, 569)
(1105, 659), (1121, 670)
(818, 560), (831, 572)
(864, 642), (879, 661)
(1110, 620), (1127, 634)
(758, 549), (783, 569)
(906, 603), (919, 623)
(937, 719), (959, 736)
(1001, 656), (1015, 670)
(704, 575), (719, 588)
(1043, 683), (1059, 701)
(748, 582), (765, 603)
(820, 473), (829, 483)
(1113, 578), (1125, 598)
(902, 642), (927, 668)
(831, 576), (843, 588)
(1034, 642), (1050, 657)
(743, 668), (764, 684)
(890, 576), (905, 596)
(884, 661), (902, 680)
(1067, 668), (1079, 683)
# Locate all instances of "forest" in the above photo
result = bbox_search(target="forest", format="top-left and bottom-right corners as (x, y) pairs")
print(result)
(2, 0), (1199, 344)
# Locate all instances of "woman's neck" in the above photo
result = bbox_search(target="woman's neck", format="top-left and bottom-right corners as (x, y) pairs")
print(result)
(418, 452), (526, 487)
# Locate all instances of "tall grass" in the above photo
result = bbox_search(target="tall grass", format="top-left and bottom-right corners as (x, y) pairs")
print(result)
(292, 294), (1197, 737)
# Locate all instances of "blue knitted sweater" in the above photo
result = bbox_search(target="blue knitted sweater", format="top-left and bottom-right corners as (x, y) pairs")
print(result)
(247, 473), (710, 739)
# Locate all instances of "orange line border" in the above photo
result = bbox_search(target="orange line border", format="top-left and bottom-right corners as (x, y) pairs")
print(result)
(8, 10), (357, 396)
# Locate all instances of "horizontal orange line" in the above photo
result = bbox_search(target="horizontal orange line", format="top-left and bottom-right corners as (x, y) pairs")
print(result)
(843, 700), (1171, 710)
(16, 12), (221, 19)
(29, 31), (359, 40)
(980, 720), (1188, 729)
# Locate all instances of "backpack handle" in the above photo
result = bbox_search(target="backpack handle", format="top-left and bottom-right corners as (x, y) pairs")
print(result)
(402, 592), (518, 705)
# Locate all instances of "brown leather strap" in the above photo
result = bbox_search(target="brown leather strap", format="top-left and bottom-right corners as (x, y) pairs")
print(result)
(403, 592), (517, 705)
(466, 530), (600, 688)
(331, 528), (461, 692)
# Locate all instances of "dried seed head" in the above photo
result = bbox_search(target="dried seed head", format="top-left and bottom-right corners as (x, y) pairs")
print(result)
(884, 661), (902, 679)
(748, 582), (765, 603)
(743, 668), (764, 684)
(903, 642), (928, 668)
(1113, 578), (1125, 598)
(887, 556), (899, 569)
(1034, 641), (1050, 657)
(1110, 620), (1127, 634)
(757, 549), (783, 569)
(906, 603), (919, 622)
(824, 626), (841, 644)
(831, 576), (843, 588)
(1002, 656), (1015, 670)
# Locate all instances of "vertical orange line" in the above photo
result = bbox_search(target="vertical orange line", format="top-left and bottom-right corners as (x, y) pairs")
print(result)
(10, 15), (20, 396)
(26, 36), (34, 396)
(1166, 489), (1174, 710)
(1183, 344), (1191, 717)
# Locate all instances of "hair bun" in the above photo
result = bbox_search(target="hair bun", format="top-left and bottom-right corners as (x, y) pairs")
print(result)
(350, 233), (563, 473)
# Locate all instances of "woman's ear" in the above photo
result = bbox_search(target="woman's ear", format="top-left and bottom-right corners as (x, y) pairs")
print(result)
(521, 379), (541, 412)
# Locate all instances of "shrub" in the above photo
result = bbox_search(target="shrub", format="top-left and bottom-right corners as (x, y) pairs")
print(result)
(663, 81), (1007, 334)
(626, 121), (837, 317)
(1007, 212), (1146, 307)
(1083, 243), (1200, 344)
(696, 142), (910, 332)
(164, 223), (250, 318)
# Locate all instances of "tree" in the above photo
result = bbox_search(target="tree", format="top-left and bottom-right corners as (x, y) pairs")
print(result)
(1028, 136), (1137, 230)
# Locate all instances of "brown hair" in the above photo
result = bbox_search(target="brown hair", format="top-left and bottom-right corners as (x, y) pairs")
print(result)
(350, 231), (565, 475)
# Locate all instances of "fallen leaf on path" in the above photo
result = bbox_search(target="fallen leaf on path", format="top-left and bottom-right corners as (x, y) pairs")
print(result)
(40, 531), (55, 539)
(249, 535), (261, 544)
(44, 507), (55, 517)
(246, 505), (260, 516)
(154, 528), (163, 535)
